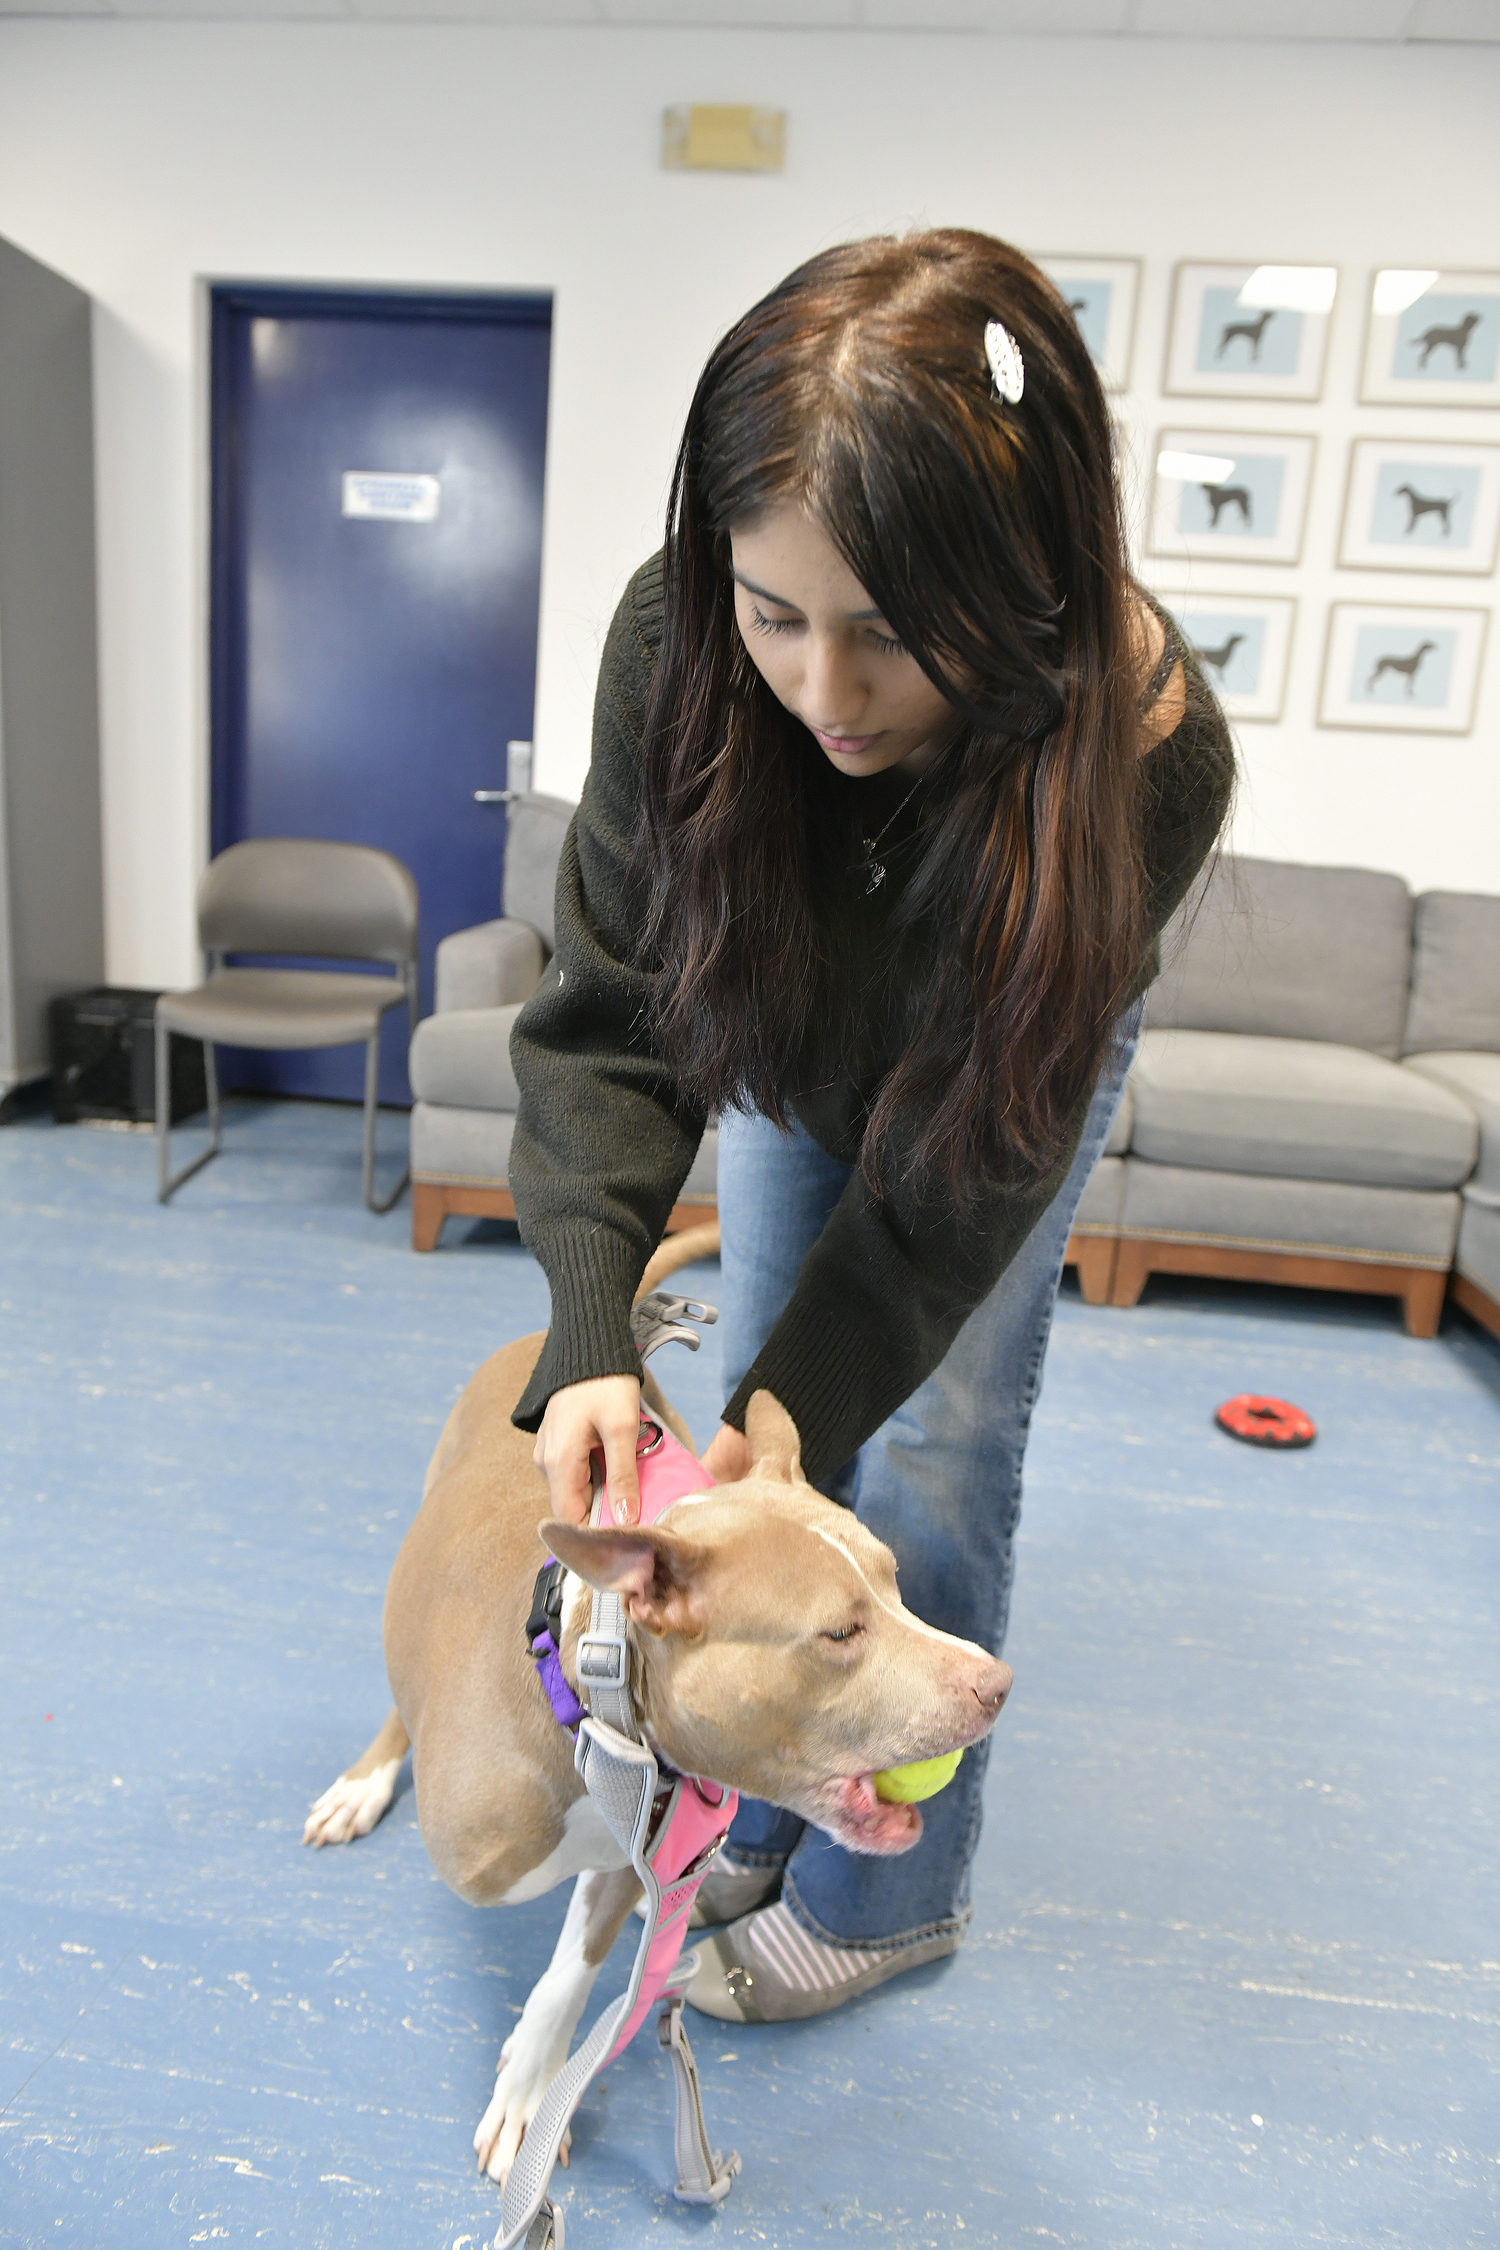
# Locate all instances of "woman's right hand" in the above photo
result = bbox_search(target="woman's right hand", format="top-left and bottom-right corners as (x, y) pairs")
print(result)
(532, 1374), (644, 1526)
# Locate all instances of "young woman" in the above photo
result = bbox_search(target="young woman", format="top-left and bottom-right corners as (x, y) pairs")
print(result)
(508, 230), (1233, 2023)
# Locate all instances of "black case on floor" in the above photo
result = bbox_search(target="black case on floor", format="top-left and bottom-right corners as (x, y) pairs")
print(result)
(49, 987), (207, 1126)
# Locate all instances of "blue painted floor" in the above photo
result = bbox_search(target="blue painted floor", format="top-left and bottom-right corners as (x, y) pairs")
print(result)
(2, 1097), (1497, 2249)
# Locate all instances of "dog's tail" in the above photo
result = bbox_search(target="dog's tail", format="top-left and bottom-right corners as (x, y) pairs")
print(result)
(636, 1219), (721, 1302)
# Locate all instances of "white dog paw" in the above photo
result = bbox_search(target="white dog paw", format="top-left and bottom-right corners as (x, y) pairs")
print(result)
(473, 2028), (572, 2187)
(302, 1758), (400, 1847)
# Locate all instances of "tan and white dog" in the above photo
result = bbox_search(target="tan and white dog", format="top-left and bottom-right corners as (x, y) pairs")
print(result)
(304, 1232), (1011, 2192)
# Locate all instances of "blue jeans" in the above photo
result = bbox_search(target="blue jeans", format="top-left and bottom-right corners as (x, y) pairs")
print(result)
(715, 1012), (1141, 1951)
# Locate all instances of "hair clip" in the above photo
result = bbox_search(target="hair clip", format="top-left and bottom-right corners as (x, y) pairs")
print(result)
(984, 319), (1025, 405)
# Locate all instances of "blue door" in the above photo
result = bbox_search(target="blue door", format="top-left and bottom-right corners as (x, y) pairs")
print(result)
(209, 284), (551, 1104)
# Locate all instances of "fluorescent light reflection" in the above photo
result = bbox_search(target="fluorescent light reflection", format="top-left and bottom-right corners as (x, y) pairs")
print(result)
(1373, 269), (1440, 317)
(1158, 449), (1237, 485)
(1237, 265), (1337, 314)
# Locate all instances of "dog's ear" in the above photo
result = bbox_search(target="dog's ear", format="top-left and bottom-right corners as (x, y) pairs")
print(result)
(743, 1390), (806, 1485)
(539, 1521), (708, 1639)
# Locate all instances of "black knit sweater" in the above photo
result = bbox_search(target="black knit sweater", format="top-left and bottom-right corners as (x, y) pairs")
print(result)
(509, 555), (1234, 1483)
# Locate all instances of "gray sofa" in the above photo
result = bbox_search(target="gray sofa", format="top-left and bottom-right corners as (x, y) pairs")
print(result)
(1074, 856), (1500, 1340)
(407, 793), (718, 1252)
(408, 817), (1500, 1351)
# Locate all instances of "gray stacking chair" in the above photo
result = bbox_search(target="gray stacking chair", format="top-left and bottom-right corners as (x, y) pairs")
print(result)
(155, 838), (419, 1212)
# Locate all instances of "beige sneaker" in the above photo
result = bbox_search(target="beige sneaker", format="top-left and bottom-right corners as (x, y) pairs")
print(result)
(685, 1901), (957, 2023)
(689, 1852), (783, 1929)
(633, 1850), (783, 1929)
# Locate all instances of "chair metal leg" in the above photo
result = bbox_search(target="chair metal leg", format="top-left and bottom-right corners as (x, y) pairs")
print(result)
(362, 1031), (408, 1215)
(156, 1031), (222, 1203)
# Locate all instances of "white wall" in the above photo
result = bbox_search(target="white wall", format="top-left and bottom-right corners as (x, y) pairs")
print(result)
(0, 19), (1495, 983)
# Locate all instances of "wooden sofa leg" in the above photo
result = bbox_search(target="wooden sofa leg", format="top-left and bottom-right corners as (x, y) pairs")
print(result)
(1402, 1267), (1446, 1340)
(1109, 1237), (1151, 1308)
(1068, 1232), (1118, 1307)
(411, 1182), (446, 1252)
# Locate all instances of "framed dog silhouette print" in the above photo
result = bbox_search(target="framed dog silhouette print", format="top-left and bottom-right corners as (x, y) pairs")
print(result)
(1361, 270), (1500, 408)
(1319, 603), (1488, 734)
(1339, 439), (1500, 576)
(1159, 593), (1295, 722)
(1165, 263), (1336, 401)
(1149, 431), (1316, 565)
(1035, 256), (1140, 390)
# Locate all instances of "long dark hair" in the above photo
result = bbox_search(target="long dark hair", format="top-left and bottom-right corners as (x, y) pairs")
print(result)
(633, 228), (1150, 1204)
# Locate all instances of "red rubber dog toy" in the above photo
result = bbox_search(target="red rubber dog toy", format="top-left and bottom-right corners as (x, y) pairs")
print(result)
(1215, 1394), (1316, 1448)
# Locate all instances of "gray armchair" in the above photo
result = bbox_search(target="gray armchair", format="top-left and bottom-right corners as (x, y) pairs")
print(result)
(408, 792), (718, 1251)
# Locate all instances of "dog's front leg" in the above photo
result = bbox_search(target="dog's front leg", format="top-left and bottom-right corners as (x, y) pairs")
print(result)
(475, 1864), (643, 2187)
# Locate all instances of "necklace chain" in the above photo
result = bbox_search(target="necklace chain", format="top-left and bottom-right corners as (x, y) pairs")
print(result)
(858, 775), (924, 895)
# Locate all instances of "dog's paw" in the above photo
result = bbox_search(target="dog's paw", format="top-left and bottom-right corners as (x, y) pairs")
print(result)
(473, 2022), (572, 2187)
(302, 1759), (400, 1847)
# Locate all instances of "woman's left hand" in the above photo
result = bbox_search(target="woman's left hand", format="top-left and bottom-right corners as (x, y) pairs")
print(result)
(701, 1422), (752, 1484)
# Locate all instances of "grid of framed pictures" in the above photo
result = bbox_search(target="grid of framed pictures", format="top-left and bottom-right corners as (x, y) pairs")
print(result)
(1037, 252), (1496, 740)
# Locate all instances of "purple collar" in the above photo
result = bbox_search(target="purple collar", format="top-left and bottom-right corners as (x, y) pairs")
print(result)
(531, 1624), (587, 1733)
(526, 1558), (587, 1733)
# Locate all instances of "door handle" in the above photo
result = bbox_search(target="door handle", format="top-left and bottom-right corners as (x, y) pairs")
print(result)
(473, 789), (514, 803)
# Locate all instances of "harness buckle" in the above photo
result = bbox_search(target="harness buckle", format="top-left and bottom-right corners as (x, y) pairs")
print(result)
(576, 1631), (629, 1687)
(525, 1557), (566, 1651)
(631, 1291), (719, 1364)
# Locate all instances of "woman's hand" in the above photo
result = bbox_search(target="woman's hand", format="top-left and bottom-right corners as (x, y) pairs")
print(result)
(533, 1375), (644, 1525)
(701, 1422), (752, 1485)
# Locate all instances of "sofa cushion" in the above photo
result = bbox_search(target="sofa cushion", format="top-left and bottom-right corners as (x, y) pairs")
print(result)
(1403, 893), (1500, 1056)
(1147, 855), (1412, 1056)
(1130, 1028), (1477, 1191)
(434, 919), (544, 1013)
(1403, 1052), (1500, 1203)
(411, 1099), (517, 1185)
(409, 1004), (523, 1112)
(1074, 1151), (1124, 1231)
(1118, 1160), (1460, 1266)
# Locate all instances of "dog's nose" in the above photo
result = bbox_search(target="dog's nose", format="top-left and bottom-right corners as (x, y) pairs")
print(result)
(974, 1658), (1012, 1715)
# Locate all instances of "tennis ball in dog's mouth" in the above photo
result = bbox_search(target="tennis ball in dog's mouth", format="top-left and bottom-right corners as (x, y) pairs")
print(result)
(873, 1750), (963, 1803)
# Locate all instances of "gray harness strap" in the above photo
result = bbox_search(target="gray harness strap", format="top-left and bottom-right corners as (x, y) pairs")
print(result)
(494, 1295), (738, 2250)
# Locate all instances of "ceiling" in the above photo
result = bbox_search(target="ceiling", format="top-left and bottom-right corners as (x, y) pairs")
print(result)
(0, 0), (1494, 35)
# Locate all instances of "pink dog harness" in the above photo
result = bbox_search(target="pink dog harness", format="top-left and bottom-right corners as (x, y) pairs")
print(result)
(499, 1293), (741, 2250)
(586, 1414), (739, 2062)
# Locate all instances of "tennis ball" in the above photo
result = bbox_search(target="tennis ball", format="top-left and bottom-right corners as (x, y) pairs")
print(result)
(873, 1750), (963, 1803)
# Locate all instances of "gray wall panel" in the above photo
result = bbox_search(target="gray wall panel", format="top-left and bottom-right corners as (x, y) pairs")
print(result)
(0, 233), (104, 1089)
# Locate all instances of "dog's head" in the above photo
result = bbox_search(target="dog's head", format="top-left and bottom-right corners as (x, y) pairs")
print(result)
(541, 1391), (1011, 1856)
